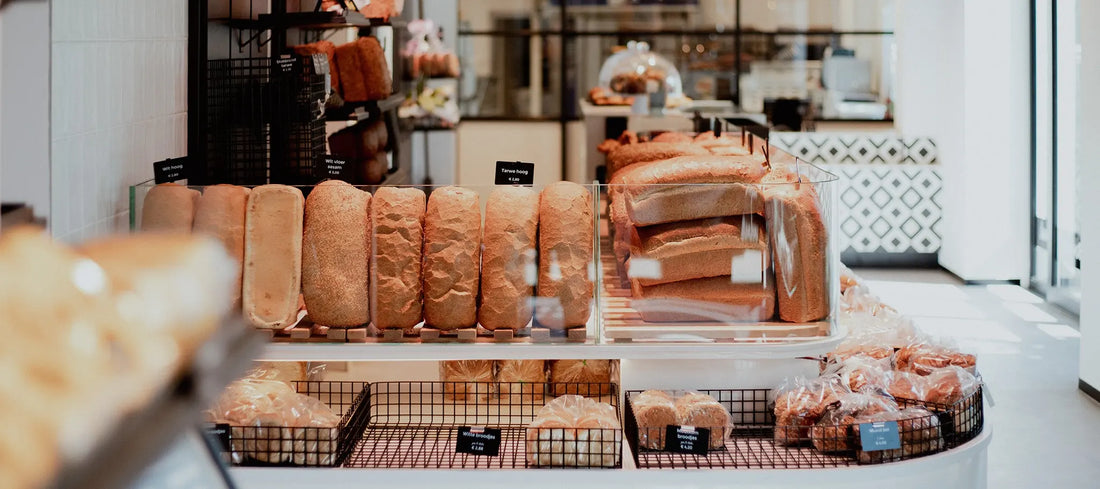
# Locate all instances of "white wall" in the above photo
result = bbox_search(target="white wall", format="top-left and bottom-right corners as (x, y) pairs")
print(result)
(1, 0), (51, 220)
(456, 121), (563, 186)
(894, 0), (1031, 282)
(50, 0), (189, 242)
(1077, 0), (1100, 389)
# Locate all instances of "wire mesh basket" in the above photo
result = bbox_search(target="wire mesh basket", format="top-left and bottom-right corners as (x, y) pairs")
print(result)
(213, 381), (370, 467)
(625, 386), (983, 469)
(345, 381), (622, 469)
(201, 56), (327, 186)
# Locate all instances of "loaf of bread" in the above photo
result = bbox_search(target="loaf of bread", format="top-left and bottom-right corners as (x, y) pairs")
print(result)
(764, 183), (829, 322)
(358, 0), (404, 20)
(302, 180), (371, 327)
(142, 182), (200, 232)
(371, 187), (426, 330)
(441, 360), (494, 401)
(242, 185), (305, 329)
(632, 391), (677, 449)
(650, 132), (694, 144)
(496, 360), (546, 400)
(359, 37), (392, 100)
(526, 395), (620, 467)
(192, 184), (249, 307)
(364, 151), (388, 184)
(626, 215), (768, 285)
(631, 275), (776, 322)
(611, 155), (768, 226)
(536, 182), (594, 329)
(422, 186), (481, 329)
(333, 41), (366, 102)
(550, 360), (612, 396)
(674, 393), (730, 449)
(292, 40), (339, 91)
(478, 187), (539, 331)
(606, 142), (709, 177)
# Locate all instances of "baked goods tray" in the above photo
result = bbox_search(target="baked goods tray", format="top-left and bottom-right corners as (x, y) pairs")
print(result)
(49, 320), (267, 489)
(210, 381), (370, 467)
(344, 381), (622, 469)
(624, 387), (984, 469)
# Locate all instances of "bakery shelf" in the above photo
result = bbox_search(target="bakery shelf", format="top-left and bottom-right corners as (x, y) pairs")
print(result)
(255, 11), (392, 31)
(326, 93), (406, 121)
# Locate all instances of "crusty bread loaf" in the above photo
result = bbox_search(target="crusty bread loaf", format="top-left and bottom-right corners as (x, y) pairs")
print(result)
(142, 183), (200, 232)
(765, 183), (829, 322)
(422, 186), (481, 330)
(631, 275), (776, 322)
(358, 37), (392, 100)
(242, 185), (305, 329)
(606, 142), (709, 177)
(550, 360), (612, 396)
(192, 184), (249, 307)
(478, 187), (539, 331)
(536, 182), (594, 329)
(674, 393), (731, 449)
(371, 187), (426, 330)
(610, 154), (768, 226)
(626, 215), (768, 285)
(302, 180), (371, 327)
(334, 41), (366, 102)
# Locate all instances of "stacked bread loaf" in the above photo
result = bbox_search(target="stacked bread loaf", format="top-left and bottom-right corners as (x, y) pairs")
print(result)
(328, 120), (389, 184)
(334, 36), (392, 102)
(605, 132), (830, 324)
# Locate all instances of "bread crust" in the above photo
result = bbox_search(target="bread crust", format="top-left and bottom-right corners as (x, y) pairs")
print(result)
(422, 186), (481, 329)
(536, 182), (594, 329)
(302, 180), (371, 327)
(371, 187), (426, 330)
(478, 187), (539, 330)
(242, 185), (304, 329)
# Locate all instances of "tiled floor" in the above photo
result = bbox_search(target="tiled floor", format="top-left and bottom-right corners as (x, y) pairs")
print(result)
(855, 268), (1100, 488)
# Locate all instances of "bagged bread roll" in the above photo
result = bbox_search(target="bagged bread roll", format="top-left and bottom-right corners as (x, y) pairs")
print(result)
(422, 187), (481, 329)
(764, 183), (829, 323)
(441, 360), (494, 401)
(496, 360), (546, 401)
(371, 187), (426, 330)
(895, 341), (977, 375)
(631, 391), (677, 450)
(525, 395), (621, 467)
(550, 360), (612, 396)
(193, 184), (249, 307)
(302, 180), (371, 327)
(674, 393), (731, 449)
(855, 407), (944, 463)
(242, 185), (305, 329)
(773, 375), (850, 446)
(142, 182), (200, 232)
(810, 393), (898, 452)
(536, 182), (594, 329)
(479, 187), (538, 330)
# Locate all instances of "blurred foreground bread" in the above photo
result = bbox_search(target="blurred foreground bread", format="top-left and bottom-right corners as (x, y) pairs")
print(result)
(243, 185), (305, 329)
(441, 360), (494, 400)
(302, 180), (371, 327)
(193, 184), (249, 306)
(764, 183), (828, 322)
(551, 360), (612, 395)
(142, 182), (199, 232)
(479, 187), (539, 330)
(371, 187), (426, 330)
(536, 182), (594, 329)
(422, 187), (481, 329)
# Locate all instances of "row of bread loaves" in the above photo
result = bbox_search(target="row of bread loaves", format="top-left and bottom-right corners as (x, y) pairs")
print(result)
(441, 359), (613, 401)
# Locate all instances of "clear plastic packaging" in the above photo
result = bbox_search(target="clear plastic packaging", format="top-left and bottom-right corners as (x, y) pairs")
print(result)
(895, 339), (977, 375)
(440, 360), (495, 401)
(810, 393), (899, 452)
(827, 355), (892, 394)
(629, 390), (731, 451)
(496, 360), (547, 401)
(525, 395), (622, 467)
(772, 375), (850, 446)
(854, 407), (944, 463)
(551, 360), (613, 396)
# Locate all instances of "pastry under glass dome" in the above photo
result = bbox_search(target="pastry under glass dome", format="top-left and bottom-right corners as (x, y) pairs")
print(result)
(597, 41), (683, 96)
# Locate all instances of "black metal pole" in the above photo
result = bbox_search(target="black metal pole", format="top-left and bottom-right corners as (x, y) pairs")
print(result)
(734, 0), (741, 107)
(560, 0), (569, 182)
(188, 0), (208, 183)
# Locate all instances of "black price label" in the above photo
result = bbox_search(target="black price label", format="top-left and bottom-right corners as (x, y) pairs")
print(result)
(316, 155), (351, 181)
(153, 157), (191, 183)
(664, 425), (710, 455)
(859, 421), (901, 452)
(456, 426), (501, 456)
(206, 423), (232, 452)
(275, 55), (299, 75)
(494, 161), (535, 186)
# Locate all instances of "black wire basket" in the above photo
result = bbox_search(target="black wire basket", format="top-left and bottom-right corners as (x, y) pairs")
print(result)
(201, 56), (327, 186)
(625, 386), (984, 469)
(344, 381), (622, 469)
(212, 381), (370, 467)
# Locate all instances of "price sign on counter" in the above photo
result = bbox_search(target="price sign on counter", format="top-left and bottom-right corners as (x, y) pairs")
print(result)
(456, 426), (501, 456)
(859, 421), (901, 452)
(664, 425), (710, 455)
(153, 157), (191, 184)
(495, 161), (535, 186)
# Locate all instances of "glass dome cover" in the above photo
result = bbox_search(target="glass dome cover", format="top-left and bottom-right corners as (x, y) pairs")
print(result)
(597, 41), (683, 96)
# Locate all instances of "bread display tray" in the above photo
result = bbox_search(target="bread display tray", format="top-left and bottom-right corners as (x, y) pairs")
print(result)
(624, 386), (984, 469)
(210, 381), (370, 467)
(344, 381), (623, 469)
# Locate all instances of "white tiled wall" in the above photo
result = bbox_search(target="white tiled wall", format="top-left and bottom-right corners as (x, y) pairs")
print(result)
(50, 0), (189, 242)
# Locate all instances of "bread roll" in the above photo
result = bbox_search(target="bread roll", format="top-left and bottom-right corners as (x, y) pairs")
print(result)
(193, 184), (249, 307)
(550, 360), (612, 396)
(302, 180), (371, 327)
(674, 393), (730, 449)
(496, 360), (546, 400)
(478, 187), (539, 331)
(243, 185), (305, 329)
(627, 215), (768, 286)
(142, 182), (199, 232)
(611, 155), (768, 226)
(632, 391), (677, 449)
(764, 183), (828, 322)
(536, 182), (594, 329)
(371, 187), (426, 330)
(441, 360), (494, 401)
(631, 275), (776, 322)
(422, 186), (481, 329)
(606, 142), (709, 177)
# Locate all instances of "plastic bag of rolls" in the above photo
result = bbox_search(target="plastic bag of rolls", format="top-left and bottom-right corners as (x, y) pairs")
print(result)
(496, 360), (547, 402)
(441, 360), (494, 401)
(525, 395), (621, 467)
(631, 390), (731, 450)
(550, 360), (613, 396)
